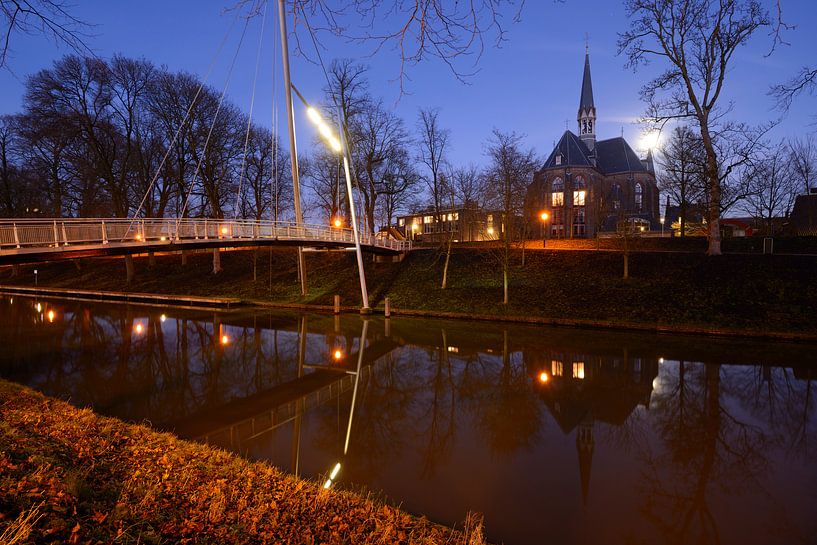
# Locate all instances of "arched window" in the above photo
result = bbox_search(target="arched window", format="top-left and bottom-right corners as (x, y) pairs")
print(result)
(551, 177), (564, 207)
(612, 183), (622, 211)
(635, 182), (643, 212)
(573, 176), (586, 206)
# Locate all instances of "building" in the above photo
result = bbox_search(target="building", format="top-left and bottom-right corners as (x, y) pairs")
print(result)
(525, 50), (660, 238)
(789, 192), (817, 236)
(396, 204), (504, 244)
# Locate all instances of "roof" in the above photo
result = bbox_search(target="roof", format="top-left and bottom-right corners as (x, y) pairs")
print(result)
(595, 137), (649, 174)
(540, 132), (649, 176)
(790, 194), (817, 235)
(578, 53), (594, 113)
(541, 131), (594, 169)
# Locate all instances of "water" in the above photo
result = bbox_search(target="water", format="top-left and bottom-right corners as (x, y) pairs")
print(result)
(1, 295), (815, 545)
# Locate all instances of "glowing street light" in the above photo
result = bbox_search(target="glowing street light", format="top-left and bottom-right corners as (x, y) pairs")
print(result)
(220, 334), (230, 346)
(540, 211), (549, 222)
(332, 217), (343, 228)
(47, 310), (56, 323)
(160, 314), (167, 323)
(134, 322), (144, 335)
(538, 371), (549, 384)
(333, 349), (343, 361)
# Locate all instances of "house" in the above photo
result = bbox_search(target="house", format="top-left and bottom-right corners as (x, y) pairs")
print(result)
(395, 203), (504, 244)
(525, 49), (660, 239)
(789, 192), (817, 236)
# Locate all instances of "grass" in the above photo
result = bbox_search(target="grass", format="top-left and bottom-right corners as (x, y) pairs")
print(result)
(0, 380), (484, 544)
(4, 245), (817, 336)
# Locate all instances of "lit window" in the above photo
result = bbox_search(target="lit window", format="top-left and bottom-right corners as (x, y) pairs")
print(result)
(398, 218), (405, 227)
(552, 192), (564, 207)
(447, 213), (453, 221)
(453, 212), (459, 220)
(572, 362), (585, 379)
(424, 215), (433, 224)
(552, 360), (563, 377)
(487, 214), (493, 222)
(555, 155), (562, 166)
(635, 183), (643, 212)
(573, 190), (586, 206)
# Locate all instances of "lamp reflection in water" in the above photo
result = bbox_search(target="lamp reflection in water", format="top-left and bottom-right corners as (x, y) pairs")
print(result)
(323, 320), (369, 491)
(47, 310), (56, 323)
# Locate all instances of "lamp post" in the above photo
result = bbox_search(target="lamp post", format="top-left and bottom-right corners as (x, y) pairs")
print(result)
(660, 215), (666, 237)
(296, 92), (370, 312)
(539, 211), (550, 248)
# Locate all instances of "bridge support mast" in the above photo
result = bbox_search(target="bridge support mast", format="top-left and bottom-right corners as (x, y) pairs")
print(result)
(277, 0), (307, 296)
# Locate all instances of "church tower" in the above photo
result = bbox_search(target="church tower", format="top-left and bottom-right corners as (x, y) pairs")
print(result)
(577, 48), (596, 152)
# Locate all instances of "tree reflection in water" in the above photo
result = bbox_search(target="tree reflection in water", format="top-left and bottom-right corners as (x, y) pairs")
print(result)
(0, 295), (815, 545)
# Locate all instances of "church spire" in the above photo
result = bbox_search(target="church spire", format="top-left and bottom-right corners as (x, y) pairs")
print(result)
(577, 48), (597, 151)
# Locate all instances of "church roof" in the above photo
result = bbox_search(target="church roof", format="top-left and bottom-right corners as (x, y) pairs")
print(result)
(541, 131), (593, 169)
(540, 132), (649, 175)
(579, 53), (595, 112)
(595, 137), (649, 174)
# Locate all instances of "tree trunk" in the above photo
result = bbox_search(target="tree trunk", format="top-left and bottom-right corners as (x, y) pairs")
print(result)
(212, 247), (222, 274)
(700, 125), (722, 255)
(441, 234), (453, 289)
(125, 255), (135, 284)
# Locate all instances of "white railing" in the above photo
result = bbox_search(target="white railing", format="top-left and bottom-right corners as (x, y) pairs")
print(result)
(0, 218), (411, 253)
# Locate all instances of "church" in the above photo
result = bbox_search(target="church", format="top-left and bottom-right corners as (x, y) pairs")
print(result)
(525, 50), (660, 238)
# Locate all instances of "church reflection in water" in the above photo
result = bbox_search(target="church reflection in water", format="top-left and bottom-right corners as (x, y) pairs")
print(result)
(525, 350), (659, 505)
(1, 294), (815, 545)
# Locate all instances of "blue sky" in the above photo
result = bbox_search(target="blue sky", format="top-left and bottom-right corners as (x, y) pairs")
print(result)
(1, 0), (814, 168)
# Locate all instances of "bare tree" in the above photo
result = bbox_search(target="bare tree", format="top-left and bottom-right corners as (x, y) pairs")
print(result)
(771, 66), (817, 113)
(0, 0), (92, 69)
(788, 135), (815, 195)
(484, 129), (536, 305)
(619, 0), (770, 255)
(450, 164), (488, 208)
(743, 143), (797, 235)
(658, 125), (706, 237)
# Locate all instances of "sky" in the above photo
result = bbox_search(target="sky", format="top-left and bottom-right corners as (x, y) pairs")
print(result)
(1, 0), (815, 170)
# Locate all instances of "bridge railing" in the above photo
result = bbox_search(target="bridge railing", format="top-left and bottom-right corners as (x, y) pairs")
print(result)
(0, 218), (411, 252)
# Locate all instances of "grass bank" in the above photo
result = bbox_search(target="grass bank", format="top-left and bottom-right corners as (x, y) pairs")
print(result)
(0, 380), (482, 544)
(3, 246), (817, 337)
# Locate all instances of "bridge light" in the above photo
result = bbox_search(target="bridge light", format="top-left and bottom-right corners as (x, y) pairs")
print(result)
(220, 226), (229, 235)
(487, 227), (494, 236)
(47, 310), (55, 323)
(36, 302), (42, 312)
(160, 236), (166, 241)
(332, 218), (342, 228)
(333, 349), (343, 361)
(135, 233), (142, 241)
(220, 334), (230, 346)
(538, 371), (549, 384)
(160, 314), (167, 323)
(134, 322), (144, 335)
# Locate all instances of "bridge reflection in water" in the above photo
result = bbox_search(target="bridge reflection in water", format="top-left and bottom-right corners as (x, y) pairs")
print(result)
(0, 295), (815, 545)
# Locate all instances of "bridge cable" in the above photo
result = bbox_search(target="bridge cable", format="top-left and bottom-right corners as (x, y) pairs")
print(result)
(296, 4), (369, 240)
(233, 0), (268, 220)
(177, 16), (252, 227)
(125, 10), (241, 239)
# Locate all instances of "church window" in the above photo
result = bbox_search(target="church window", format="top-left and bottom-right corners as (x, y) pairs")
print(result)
(587, 120), (593, 133)
(612, 183), (622, 211)
(552, 177), (564, 207)
(555, 154), (562, 166)
(552, 360), (563, 377)
(635, 182), (643, 212)
(573, 176), (586, 206)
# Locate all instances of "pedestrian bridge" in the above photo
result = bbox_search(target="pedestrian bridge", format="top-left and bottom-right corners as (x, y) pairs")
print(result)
(0, 218), (410, 265)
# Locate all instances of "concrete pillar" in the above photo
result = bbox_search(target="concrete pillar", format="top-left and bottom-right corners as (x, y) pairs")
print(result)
(212, 247), (223, 274)
(125, 255), (135, 284)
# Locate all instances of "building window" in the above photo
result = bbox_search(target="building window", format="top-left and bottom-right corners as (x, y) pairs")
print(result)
(424, 215), (433, 224)
(573, 190), (586, 206)
(612, 183), (622, 211)
(555, 154), (562, 166)
(635, 182), (643, 212)
(552, 177), (564, 207)
(552, 360), (563, 377)
(487, 214), (493, 222)
(398, 218), (405, 227)
(572, 362), (585, 380)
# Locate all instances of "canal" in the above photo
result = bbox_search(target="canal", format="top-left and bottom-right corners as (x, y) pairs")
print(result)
(0, 295), (815, 545)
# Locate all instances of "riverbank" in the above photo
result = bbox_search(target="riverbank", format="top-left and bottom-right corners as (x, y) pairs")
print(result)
(3, 246), (817, 339)
(0, 380), (482, 544)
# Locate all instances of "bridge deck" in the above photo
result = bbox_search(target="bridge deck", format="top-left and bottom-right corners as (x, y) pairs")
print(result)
(0, 218), (410, 264)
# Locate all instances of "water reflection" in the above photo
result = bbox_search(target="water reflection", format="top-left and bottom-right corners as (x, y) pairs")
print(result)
(0, 295), (815, 545)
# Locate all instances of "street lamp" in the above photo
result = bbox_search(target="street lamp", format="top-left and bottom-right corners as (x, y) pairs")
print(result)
(540, 211), (550, 248)
(295, 87), (370, 312)
(660, 215), (666, 237)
